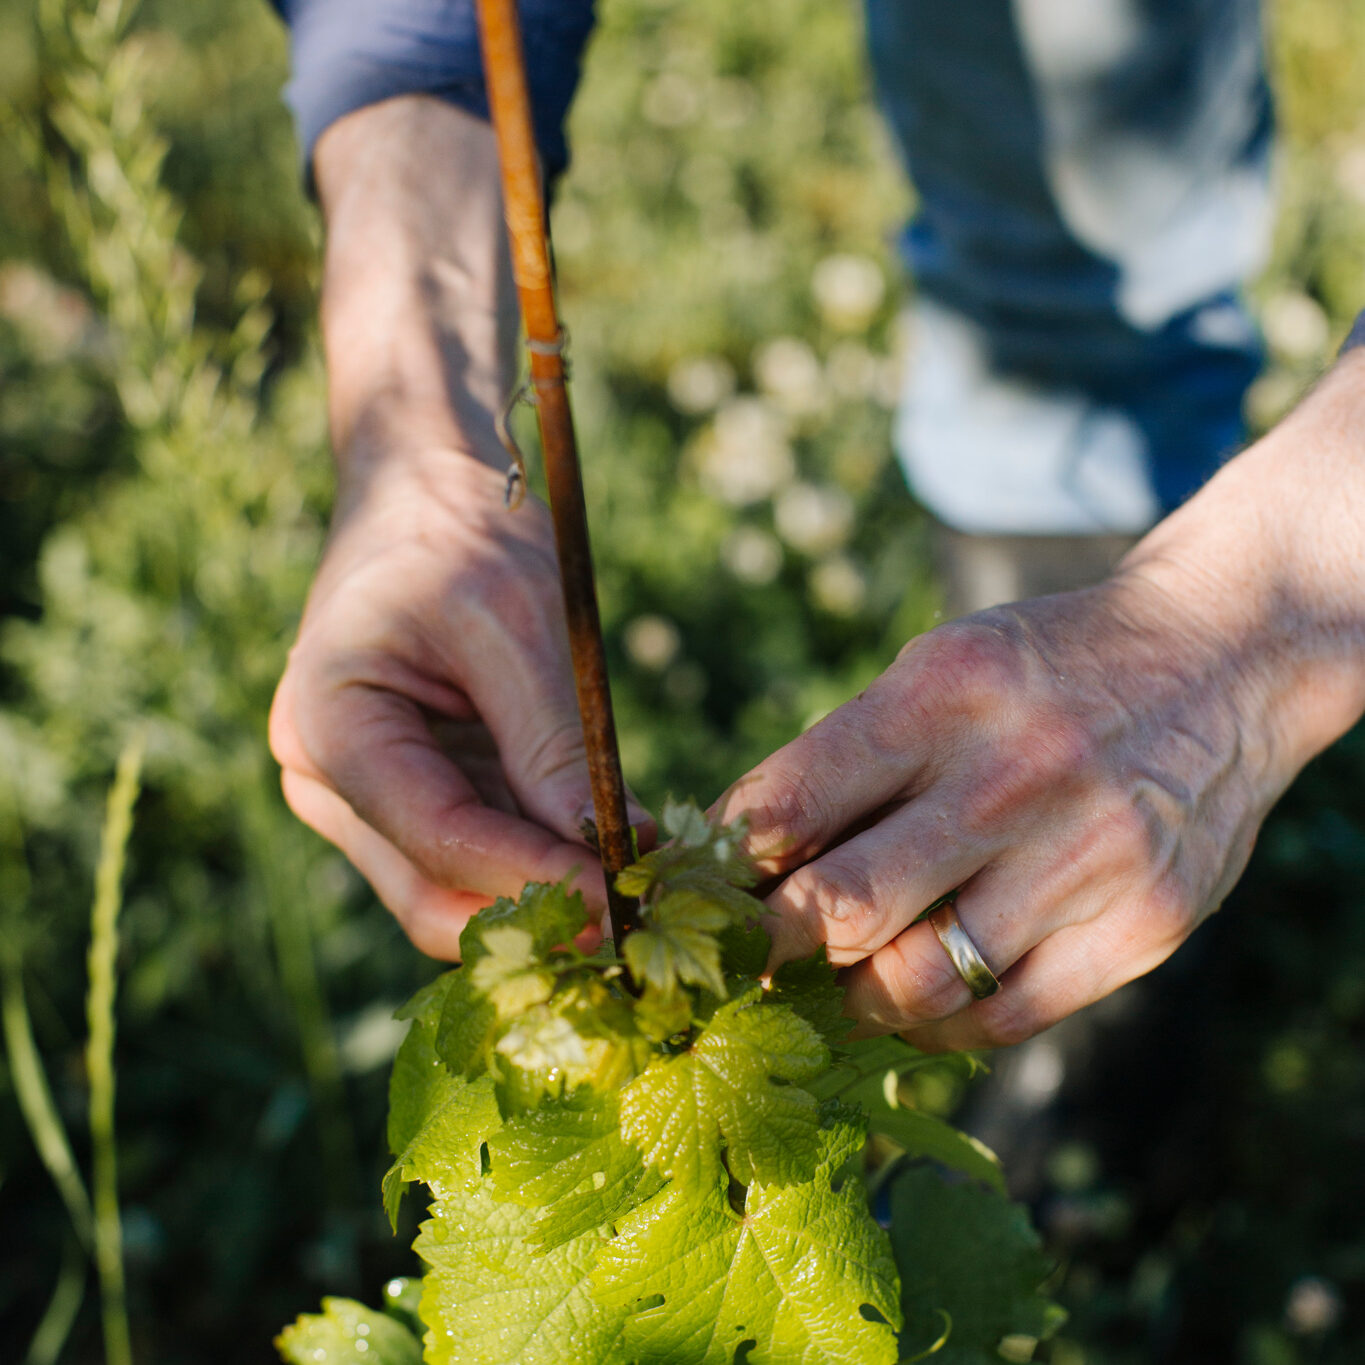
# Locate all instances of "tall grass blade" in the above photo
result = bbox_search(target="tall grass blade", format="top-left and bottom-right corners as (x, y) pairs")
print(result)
(25, 1235), (89, 1365)
(85, 733), (145, 1365)
(2, 953), (96, 1249)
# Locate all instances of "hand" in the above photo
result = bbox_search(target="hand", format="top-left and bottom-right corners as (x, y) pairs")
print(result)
(270, 450), (652, 959)
(269, 99), (652, 957)
(720, 344), (1365, 1049)
(717, 575), (1301, 1050)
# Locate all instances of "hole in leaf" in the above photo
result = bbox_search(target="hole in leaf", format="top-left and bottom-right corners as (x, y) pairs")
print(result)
(733, 1340), (757, 1363)
(637, 1294), (665, 1313)
(726, 1174), (749, 1216)
(828, 1153), (860, 1195)
(479, 1142), (491, 1176)
(858, 1304), (889, 1325)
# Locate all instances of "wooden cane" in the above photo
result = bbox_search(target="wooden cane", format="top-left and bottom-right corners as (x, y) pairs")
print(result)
(474, 0), (639, 947)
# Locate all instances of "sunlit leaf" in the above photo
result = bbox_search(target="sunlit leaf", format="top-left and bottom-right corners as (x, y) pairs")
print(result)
(595, 1105), (901, 1364)
(487, 1090), (664, 1248)
(381, 1073), (501, 1230)
(275, 1297), (423, 1365)
(417, 1183), (630, 1365)
(619, 992), (827, 1186)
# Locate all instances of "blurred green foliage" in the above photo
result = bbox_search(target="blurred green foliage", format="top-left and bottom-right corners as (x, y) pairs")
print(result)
(0, 0), (1362, 1361)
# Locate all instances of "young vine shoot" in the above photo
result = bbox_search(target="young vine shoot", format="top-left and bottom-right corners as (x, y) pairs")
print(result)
(277, 801), (1063, 1364)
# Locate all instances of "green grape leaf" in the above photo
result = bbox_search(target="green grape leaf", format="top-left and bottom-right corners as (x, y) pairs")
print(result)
(866, 1107), (1005, 1195)
(660, 796), (714, 846)
(633, 983), (693, 1042)
(435, 969), (498, 1080)
(416, 1182), (629, 1365)
(625, 887), (731, 997)
(889, 1167), (1065, 1363)
(806, 1034), (924, 1103)
(471, 925), (555, 1017)
(275, 1296), (423, 1365)
(436, 880), (590, 1076)
(554, 977), (656, 1090)
(486, 1090), (664, 1248)
(488, 879), (593, 956)
(388, 978), (461, 1160)
(619, 993), (828, 1187)
(595, 1105), (901, 1364)
(767, 948), (850, 1045)
(616, 804), (760, 917)
(394, 970), (460, 1024)
(718, 919), (770, 980)
(494, 1003), (590, 1073)
(382, 1072), (501, 1230)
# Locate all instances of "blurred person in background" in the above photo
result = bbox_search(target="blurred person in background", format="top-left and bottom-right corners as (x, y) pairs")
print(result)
(265, 0), (1365, 1070)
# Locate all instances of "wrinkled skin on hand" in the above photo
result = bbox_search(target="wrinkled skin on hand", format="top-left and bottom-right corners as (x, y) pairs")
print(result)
(719, 574), (1291, 1051)
(270, 453), (651, 959)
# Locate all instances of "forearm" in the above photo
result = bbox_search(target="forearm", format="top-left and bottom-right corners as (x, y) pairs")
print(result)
(1120, 348), (1365, 782)
(313, 95), (520, 486)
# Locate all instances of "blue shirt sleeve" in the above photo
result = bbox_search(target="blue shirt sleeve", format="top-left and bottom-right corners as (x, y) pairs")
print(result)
(1342, 310), (1365, 356)
(273, 0), (596, 181)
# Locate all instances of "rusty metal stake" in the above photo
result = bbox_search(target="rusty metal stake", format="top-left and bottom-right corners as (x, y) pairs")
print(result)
(475, 0), (639, 947)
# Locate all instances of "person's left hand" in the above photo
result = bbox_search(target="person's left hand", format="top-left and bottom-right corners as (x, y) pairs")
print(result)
(714, 572), (1296, 1051)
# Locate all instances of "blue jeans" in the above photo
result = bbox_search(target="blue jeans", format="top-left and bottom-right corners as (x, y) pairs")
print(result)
(866, 0), (1272, 533)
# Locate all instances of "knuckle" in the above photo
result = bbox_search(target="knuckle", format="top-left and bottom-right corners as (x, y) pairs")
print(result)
(267, 692), (293, 769)
(795, 860), (883, 953)
(398, 886), (476, 962)
(899, 620), (1023, 716)
(888, 935), (967, 1025)
(1141, 879), (1196, 950)
(975, 1000), (1044, 1049)
(736, 768), (825, 866)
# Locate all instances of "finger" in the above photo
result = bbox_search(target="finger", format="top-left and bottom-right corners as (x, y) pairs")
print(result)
(282, 769), (609, 959)
(759, 801), (995, 967)
(479, 698), (656, 853)
(895, 889), (1193, 1052)
(712, 677), (936, 874)
(282, 768), (490, 959)
(836, 856), (1119, 1035)
(823, 780), (1168, 1028)
(427, 717), (524, 816)
(289, 675), (608, 901)
(445, 582), (657, 851)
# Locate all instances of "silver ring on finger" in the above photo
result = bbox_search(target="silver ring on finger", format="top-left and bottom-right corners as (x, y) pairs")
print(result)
(926, 900), (1000, 1000)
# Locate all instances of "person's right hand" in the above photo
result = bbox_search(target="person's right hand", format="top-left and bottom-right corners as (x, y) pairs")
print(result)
(269, 448), (652, 959)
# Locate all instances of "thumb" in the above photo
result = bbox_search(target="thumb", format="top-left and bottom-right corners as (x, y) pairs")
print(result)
(478, 673), (654, 851)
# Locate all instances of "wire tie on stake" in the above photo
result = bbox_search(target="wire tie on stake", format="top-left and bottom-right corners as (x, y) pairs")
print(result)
(496, 377), (534, 509)
(498, 330), (571, 508)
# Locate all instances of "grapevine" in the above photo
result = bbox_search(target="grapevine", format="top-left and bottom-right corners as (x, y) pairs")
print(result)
(278, 801), (1063, 1364)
